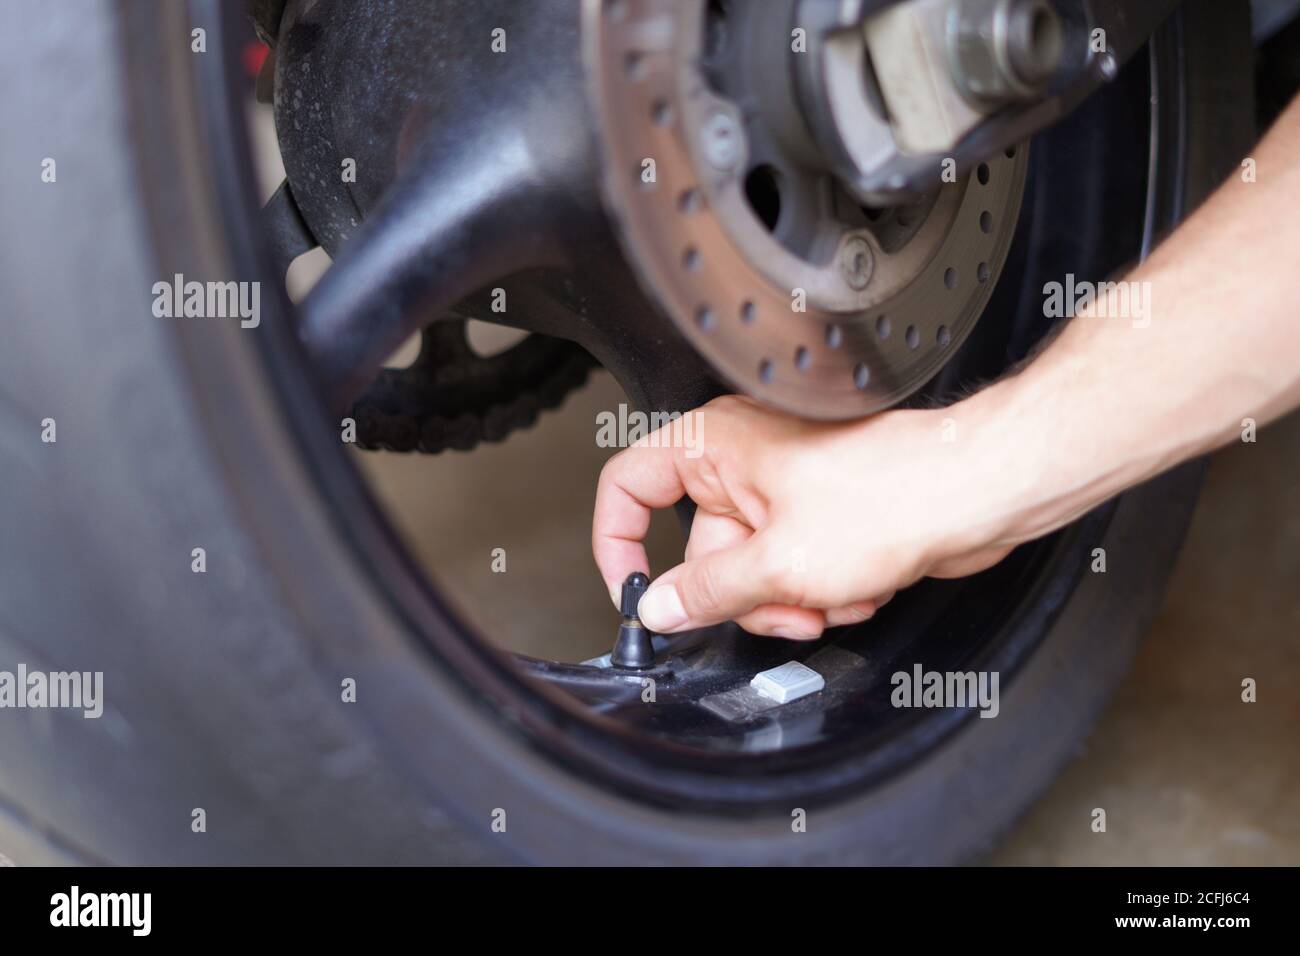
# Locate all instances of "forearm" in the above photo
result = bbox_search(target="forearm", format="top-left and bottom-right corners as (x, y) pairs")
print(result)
(967, 96), (1300, 545)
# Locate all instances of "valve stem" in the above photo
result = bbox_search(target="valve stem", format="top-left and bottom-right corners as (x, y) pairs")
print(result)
(610, 572), (655, 669)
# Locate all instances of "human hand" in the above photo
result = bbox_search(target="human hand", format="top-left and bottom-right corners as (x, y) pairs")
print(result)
(592, 393), (1043, 640)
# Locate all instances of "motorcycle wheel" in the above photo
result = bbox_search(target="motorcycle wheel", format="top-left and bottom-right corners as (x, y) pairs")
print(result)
(0, 0), (1254, 863)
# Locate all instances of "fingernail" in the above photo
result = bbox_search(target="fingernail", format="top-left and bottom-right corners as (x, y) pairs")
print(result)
(638, 585), (688, 632)
(773, 626), (818, 641)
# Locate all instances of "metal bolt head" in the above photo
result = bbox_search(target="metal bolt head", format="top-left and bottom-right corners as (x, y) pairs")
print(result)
(1096, 51), (1118, 81)
(701, 108), (744, 171)
(1005, 0), (1064, 86)
(839, 236), (875, 291)
(950, 0), (1065, 104)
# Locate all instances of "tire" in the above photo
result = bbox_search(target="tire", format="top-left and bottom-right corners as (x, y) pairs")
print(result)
(0, 0), (1254, 864)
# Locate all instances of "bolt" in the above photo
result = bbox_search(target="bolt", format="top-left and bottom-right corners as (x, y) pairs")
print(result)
(840, 236), (875, 291)
(610, 572), (656, 669)
(701, 108), (744, 171)
(1005, 0), (1064, 86)
(951, 0), (1064, 104)
(1096, 51), (1118, 81)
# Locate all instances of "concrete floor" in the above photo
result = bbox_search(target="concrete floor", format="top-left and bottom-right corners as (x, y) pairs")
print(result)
(359, 372), (1300, 865)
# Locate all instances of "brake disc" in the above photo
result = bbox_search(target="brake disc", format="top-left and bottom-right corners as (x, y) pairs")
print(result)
(585, 0), (1028, 419)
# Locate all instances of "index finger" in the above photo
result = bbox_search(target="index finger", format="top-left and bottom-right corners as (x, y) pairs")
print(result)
(591, 440), (692, 606)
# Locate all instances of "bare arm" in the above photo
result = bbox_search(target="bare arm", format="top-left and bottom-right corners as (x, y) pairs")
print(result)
(968, 93), (1300, 547)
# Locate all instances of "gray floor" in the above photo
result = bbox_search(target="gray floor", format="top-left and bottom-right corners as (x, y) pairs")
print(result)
(360, 372), (1300, 866)
(993, 405), (1300, 865)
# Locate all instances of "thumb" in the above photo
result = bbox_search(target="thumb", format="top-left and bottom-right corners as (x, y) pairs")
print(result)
(638, 537), (775, 633)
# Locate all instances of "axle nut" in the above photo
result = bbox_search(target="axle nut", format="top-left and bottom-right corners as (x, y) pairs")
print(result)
(950, 0), (1065, 104)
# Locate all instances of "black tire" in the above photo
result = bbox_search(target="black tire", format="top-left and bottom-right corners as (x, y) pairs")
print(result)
(0, 0), (1254, 864)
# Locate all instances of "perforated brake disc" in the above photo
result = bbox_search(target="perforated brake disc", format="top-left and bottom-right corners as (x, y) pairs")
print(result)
(584, 0), (1029, 420)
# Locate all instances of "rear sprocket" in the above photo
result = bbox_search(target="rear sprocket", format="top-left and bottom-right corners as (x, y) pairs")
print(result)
(348, 321), (597, 454)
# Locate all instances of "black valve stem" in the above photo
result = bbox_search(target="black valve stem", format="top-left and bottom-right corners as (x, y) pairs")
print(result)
(610, 572), (655, 669)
